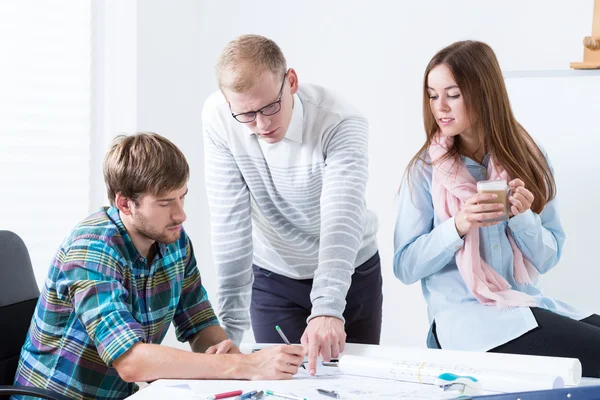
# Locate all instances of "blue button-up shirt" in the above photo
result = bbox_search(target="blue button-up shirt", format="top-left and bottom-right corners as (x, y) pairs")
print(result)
(393, 152), (590, 351)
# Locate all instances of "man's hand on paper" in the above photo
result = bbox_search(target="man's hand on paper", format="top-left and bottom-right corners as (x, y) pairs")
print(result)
(244, 345), (305, 380)
(204, 339), (241, 354)
(301, 316), (346, 376)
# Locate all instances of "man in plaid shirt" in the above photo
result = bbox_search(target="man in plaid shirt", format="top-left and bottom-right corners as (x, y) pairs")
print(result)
(13, 132), (304, 400)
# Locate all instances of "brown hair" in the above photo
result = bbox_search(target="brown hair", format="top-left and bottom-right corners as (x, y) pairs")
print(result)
(103, 132), (189, 206)
(216, 34), (287, 92)
(405, 40), (555, 213)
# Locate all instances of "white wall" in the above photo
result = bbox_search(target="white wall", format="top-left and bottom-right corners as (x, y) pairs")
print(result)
(504, 74), (600, 308)
(92, 0), (600, 349)
(91, 0), (138, 212)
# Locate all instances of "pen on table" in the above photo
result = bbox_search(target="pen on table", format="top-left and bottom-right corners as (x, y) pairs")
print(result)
(206, 389), (243, 400)
(275, 325), (306, 369)
(250, 390), (265, 400)
(435, 372), (482, 397)
(316, 388), (340, 398)
(238, 390), (258, 400)
(321, 358), (339, 367)
(265, 390), (307, 400)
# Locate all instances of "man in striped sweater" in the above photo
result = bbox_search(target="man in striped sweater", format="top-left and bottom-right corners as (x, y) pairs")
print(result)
(202, 34), (382, 374)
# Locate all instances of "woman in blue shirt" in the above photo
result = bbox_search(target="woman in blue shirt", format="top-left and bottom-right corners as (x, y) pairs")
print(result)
(393, 40), (600, 377)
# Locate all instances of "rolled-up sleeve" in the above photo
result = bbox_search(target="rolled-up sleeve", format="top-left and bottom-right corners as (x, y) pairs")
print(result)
(56, 240), (145, 367)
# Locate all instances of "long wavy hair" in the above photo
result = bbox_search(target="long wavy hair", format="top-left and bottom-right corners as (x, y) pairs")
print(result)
(405, 40), (555, 213)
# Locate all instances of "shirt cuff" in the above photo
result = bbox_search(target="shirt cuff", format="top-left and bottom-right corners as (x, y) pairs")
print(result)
(508, 209), (537, 233)
(223, 324), (246, 347)
(94, 312), (146, 367)
(308, 299), (346, 325)
(440, 217), (464, 253)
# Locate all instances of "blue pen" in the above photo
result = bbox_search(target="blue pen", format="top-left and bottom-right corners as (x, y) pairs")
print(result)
(239, 390), (258, 399)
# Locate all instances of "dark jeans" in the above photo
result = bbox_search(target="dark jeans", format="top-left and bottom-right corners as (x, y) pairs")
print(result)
(433, 307), (600, 378)
(251, 252), (383, 345)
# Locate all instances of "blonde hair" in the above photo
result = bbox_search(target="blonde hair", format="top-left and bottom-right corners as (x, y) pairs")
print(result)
(216, 34), (287, 92)
(103, 132), (189, 206)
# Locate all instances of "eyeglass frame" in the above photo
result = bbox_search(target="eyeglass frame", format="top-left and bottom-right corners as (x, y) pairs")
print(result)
(229, 72), (288, 123)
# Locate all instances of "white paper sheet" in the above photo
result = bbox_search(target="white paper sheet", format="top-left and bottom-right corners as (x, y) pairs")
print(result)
(339, 354), (564, 393)
(127, 345), (584, 399)
(135, 372), (483, 400)
(342, 344), (582, 386)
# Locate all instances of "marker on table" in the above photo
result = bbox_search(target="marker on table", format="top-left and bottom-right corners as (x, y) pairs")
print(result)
(265, 390), (307, 400)
(316, 388), (341, 398)
(250, 390), (265, 400)
(275, 325), (306, 369)
(435, 372), (482, 393)
(238, 390), (258, 399)
(321, 358), (339, 367)
(206, 389), (243, 400)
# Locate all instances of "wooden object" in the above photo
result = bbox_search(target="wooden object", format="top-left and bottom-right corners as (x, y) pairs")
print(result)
(571, 0), (600, 69)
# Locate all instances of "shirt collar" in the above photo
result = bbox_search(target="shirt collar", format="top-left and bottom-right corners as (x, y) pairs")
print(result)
(106, 206), (167, 263)
(462, 153), (491, 168)
(246, 93), (303, 144)
(284, 93), (303, 143)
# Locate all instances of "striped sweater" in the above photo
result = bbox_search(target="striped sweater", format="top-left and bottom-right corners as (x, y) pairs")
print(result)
(202, 83), (378, 344)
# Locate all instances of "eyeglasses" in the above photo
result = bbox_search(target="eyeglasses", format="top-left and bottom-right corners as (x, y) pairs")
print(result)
(230, 72), (287, 123)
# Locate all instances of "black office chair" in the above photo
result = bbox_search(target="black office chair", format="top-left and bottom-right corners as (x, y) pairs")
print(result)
(0, 230), (70, 400)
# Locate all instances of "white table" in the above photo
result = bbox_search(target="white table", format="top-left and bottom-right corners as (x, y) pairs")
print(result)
(126, 344), (600, 400)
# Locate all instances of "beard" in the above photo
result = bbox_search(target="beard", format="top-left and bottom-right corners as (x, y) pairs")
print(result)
(131, 210), (183, 244)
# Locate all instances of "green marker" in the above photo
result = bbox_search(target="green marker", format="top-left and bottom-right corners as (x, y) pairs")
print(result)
(265, 390), (306, 400)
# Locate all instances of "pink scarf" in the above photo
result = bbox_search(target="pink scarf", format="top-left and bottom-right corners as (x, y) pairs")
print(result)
(429, 134), (538, 307)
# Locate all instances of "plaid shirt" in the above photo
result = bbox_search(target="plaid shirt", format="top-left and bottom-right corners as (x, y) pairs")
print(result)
(13, 207), (219, 400)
